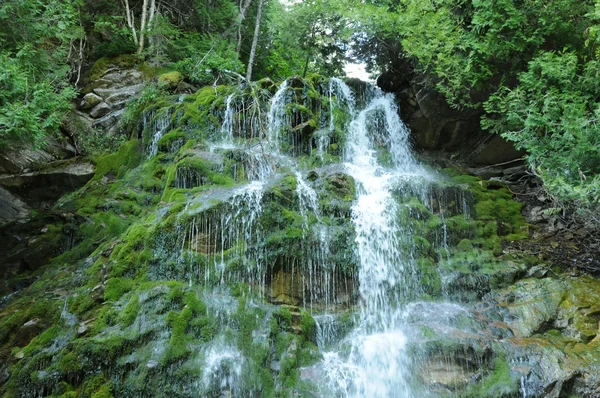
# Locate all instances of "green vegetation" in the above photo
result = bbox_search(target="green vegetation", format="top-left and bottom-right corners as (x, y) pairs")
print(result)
(344, 0), (600, 214)
(3, 0), (600, 395)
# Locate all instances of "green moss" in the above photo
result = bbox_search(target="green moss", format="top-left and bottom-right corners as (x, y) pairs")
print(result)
(23, 326), (59, 355)
(90, 55), (140, 81)
(418, 257), (442, 297)
(70, 294), (96, 317)
(466, 355), (519, 397)
(457, 239), (474, 251)
(82, 375), (114, 398)
(158, 71), (183, 89)
(104, 278), (135, 301)
(418, 325), (437, 339)
(157, 129), (187, 153)
(109, 222), (154, 277)
(300, 310), (316, 342)
(120, 294), (140, 326)
(56, 351), (83, 374)
(91, 384), (114, 398)
(163, 291), (205, 363)
(93, 140), (142, 181)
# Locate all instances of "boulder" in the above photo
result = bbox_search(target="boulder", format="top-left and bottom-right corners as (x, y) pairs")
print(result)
(0, 162), (94, 207)
(89, 102), (112, 119)
(473, 135), (525, 166)
(78, 93), (103, 111)
(0, 187), (30, 226)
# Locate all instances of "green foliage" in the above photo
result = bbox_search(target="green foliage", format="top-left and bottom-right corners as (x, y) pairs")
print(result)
(0, 0), (83, 149)
(483, 51), (600, 212)
(172, 36), (244, 85)
(263, 0), (350, 79)
(396, 0), (593, 108)
(353, 0), (599, 212)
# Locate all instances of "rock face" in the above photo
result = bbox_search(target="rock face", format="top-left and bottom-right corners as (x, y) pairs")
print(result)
(410, 275), (600, 398)
(378, 71), (526, 171)
(0, 139), (85, 224)
(72, 68), (146, 138)
(0, 163), (94, 208)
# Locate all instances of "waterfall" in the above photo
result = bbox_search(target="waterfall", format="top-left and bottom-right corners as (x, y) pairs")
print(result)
(221, 93), (236, 144)
(155, 77), (439, 396)
(267, 80), (290, 151)
(147, 110), (171, 157)
(323, 82), (432, 397)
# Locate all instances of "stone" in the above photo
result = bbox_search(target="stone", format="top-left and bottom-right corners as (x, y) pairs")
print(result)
(93, 84), (145, 99)
(326, 173), (354, 197)
(473, 135), (525, 165)
(78, 93), (103, 111)
(0, 163), (94, 207)
(11, 318), (42, 347)
(418, 358), (475, 391)
(89, 102), (112, 119)
(0, 187), (30, 226)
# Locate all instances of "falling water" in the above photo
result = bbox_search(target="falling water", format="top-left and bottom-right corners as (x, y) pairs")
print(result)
(153, 77), (438, 395)
(322, 81), (432, 397)
(147, 110), (172, 157)
(221, 93), (236, 144)
(267, 80), (291, 148)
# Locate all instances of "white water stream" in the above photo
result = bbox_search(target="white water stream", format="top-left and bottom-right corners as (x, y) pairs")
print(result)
(172, 77), (435, 396)
(321, 81), (433, 397)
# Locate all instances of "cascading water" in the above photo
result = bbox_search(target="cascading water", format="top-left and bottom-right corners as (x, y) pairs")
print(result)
(151, 77), (443, 396)
(147, 110), (171, 157)
(321, 82), (433, 397)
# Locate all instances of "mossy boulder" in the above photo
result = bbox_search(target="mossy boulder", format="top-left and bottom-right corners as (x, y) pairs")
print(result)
(158, 71), (184, 90)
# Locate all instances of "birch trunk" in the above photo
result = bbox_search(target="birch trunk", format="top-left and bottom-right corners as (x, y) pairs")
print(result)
(122, 0), (138, 45)
(245, 0), (263, 81)
(137, 0), (149, 54)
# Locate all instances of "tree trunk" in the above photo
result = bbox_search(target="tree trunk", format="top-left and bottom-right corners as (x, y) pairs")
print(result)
(246, 0), (263, 81)
(222, 0), (253, 40)
(302, 24), (316, 78)
(122, 0), (138, 45)
(137, 0), (151, 55)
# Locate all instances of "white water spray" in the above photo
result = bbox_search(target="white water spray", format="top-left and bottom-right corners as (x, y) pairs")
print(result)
(323, 81), (432, 397)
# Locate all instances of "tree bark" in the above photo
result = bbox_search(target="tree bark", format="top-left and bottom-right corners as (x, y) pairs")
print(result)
(302, 24), (316, 78)
(122, 0), (138, 45)
(137, 0), (150, 54)
(246, 0), (263, 81)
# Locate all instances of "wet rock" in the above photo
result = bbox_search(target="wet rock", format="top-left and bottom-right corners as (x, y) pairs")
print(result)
(0, 187), (30, 226)
(89, 102), (112, 119)
(306, 170), (319, 181)
(0, 139), (76, 175)
(418, 357), (475, 391)
(11, 318), (42, 347)
(325, 173), (355, 198)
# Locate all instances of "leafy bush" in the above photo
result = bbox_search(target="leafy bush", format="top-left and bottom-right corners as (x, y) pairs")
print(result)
(482, 52), (600, 212)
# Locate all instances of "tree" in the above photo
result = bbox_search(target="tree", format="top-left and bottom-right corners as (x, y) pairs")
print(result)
(0, 0), (83, 148)
(246, 0), (264, 81)
(121, 0), (158, 55)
